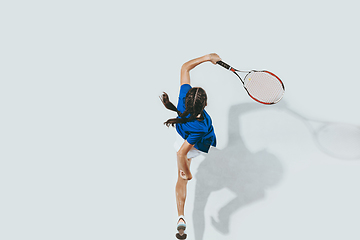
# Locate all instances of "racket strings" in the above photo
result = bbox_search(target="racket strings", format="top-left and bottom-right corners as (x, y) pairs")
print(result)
(244, 72), (284, 104)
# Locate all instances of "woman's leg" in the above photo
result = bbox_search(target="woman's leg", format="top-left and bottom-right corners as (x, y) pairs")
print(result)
(176, 158), (192, 216)
(175, 157), (192, 237)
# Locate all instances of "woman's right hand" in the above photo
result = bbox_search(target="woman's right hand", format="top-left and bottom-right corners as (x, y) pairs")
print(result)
(209, 53), (221, 64)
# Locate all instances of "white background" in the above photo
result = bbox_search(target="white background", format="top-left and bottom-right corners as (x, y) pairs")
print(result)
(1, 0), (360, 239)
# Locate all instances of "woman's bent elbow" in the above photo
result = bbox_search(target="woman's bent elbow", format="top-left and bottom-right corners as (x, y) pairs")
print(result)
(181, 62), (191, 73)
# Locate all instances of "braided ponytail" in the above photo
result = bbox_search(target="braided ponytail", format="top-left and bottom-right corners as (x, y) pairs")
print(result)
(160, 87), (207, 127)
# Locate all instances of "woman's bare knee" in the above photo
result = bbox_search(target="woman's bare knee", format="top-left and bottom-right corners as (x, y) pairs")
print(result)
(179, 170), (193, 181)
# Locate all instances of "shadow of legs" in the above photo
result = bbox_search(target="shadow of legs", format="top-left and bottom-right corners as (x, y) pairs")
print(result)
(193, 181), (211, 240)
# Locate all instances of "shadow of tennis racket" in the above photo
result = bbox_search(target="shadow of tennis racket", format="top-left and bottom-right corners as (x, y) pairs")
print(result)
(286, 108), (360, 160)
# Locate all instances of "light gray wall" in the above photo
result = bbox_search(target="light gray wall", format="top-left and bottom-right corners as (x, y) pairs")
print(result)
(1, 0), (360, 239)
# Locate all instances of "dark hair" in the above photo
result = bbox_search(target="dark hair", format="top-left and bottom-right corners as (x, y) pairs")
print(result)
(160, 87), (207, 127)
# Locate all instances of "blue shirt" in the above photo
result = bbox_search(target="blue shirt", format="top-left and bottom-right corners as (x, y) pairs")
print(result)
(176, 84), (216, 153)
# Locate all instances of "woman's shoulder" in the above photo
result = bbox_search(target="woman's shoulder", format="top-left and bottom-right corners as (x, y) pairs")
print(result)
(186, 116), (210, 131)
(179, 84), (192, 97)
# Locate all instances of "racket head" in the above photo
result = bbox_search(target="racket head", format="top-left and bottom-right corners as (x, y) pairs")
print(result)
(242, 71), (285, 105)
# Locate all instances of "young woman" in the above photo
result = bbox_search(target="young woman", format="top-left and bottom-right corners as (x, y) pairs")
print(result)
(160, 53), (221, 239)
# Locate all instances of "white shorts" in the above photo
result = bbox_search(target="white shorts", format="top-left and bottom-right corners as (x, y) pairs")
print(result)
(174, 133), (201, 159)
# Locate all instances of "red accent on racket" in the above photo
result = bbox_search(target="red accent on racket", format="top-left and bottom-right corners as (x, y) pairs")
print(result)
(217, 61), (285, 105)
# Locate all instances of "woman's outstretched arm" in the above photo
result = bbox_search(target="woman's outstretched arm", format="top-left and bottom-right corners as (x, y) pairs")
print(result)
(180, 53), (221, 86)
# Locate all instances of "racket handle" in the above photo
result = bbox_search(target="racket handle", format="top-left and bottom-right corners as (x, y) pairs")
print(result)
(216, 61), (231, 70)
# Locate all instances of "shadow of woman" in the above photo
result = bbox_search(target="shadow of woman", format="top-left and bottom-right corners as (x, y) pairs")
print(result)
(192, 102), (284, 240)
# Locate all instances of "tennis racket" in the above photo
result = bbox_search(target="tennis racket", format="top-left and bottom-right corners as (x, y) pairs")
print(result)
(217, 61), (285, 105)
(287, 108), (360, 160)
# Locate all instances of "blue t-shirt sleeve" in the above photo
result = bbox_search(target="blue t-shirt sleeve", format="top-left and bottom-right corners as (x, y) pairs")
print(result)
(186, 131), (206, 145)
(177, 84), (192, 113)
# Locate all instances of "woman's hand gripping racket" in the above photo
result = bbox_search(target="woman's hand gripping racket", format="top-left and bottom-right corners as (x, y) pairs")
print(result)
(217, 61), (285, 105)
